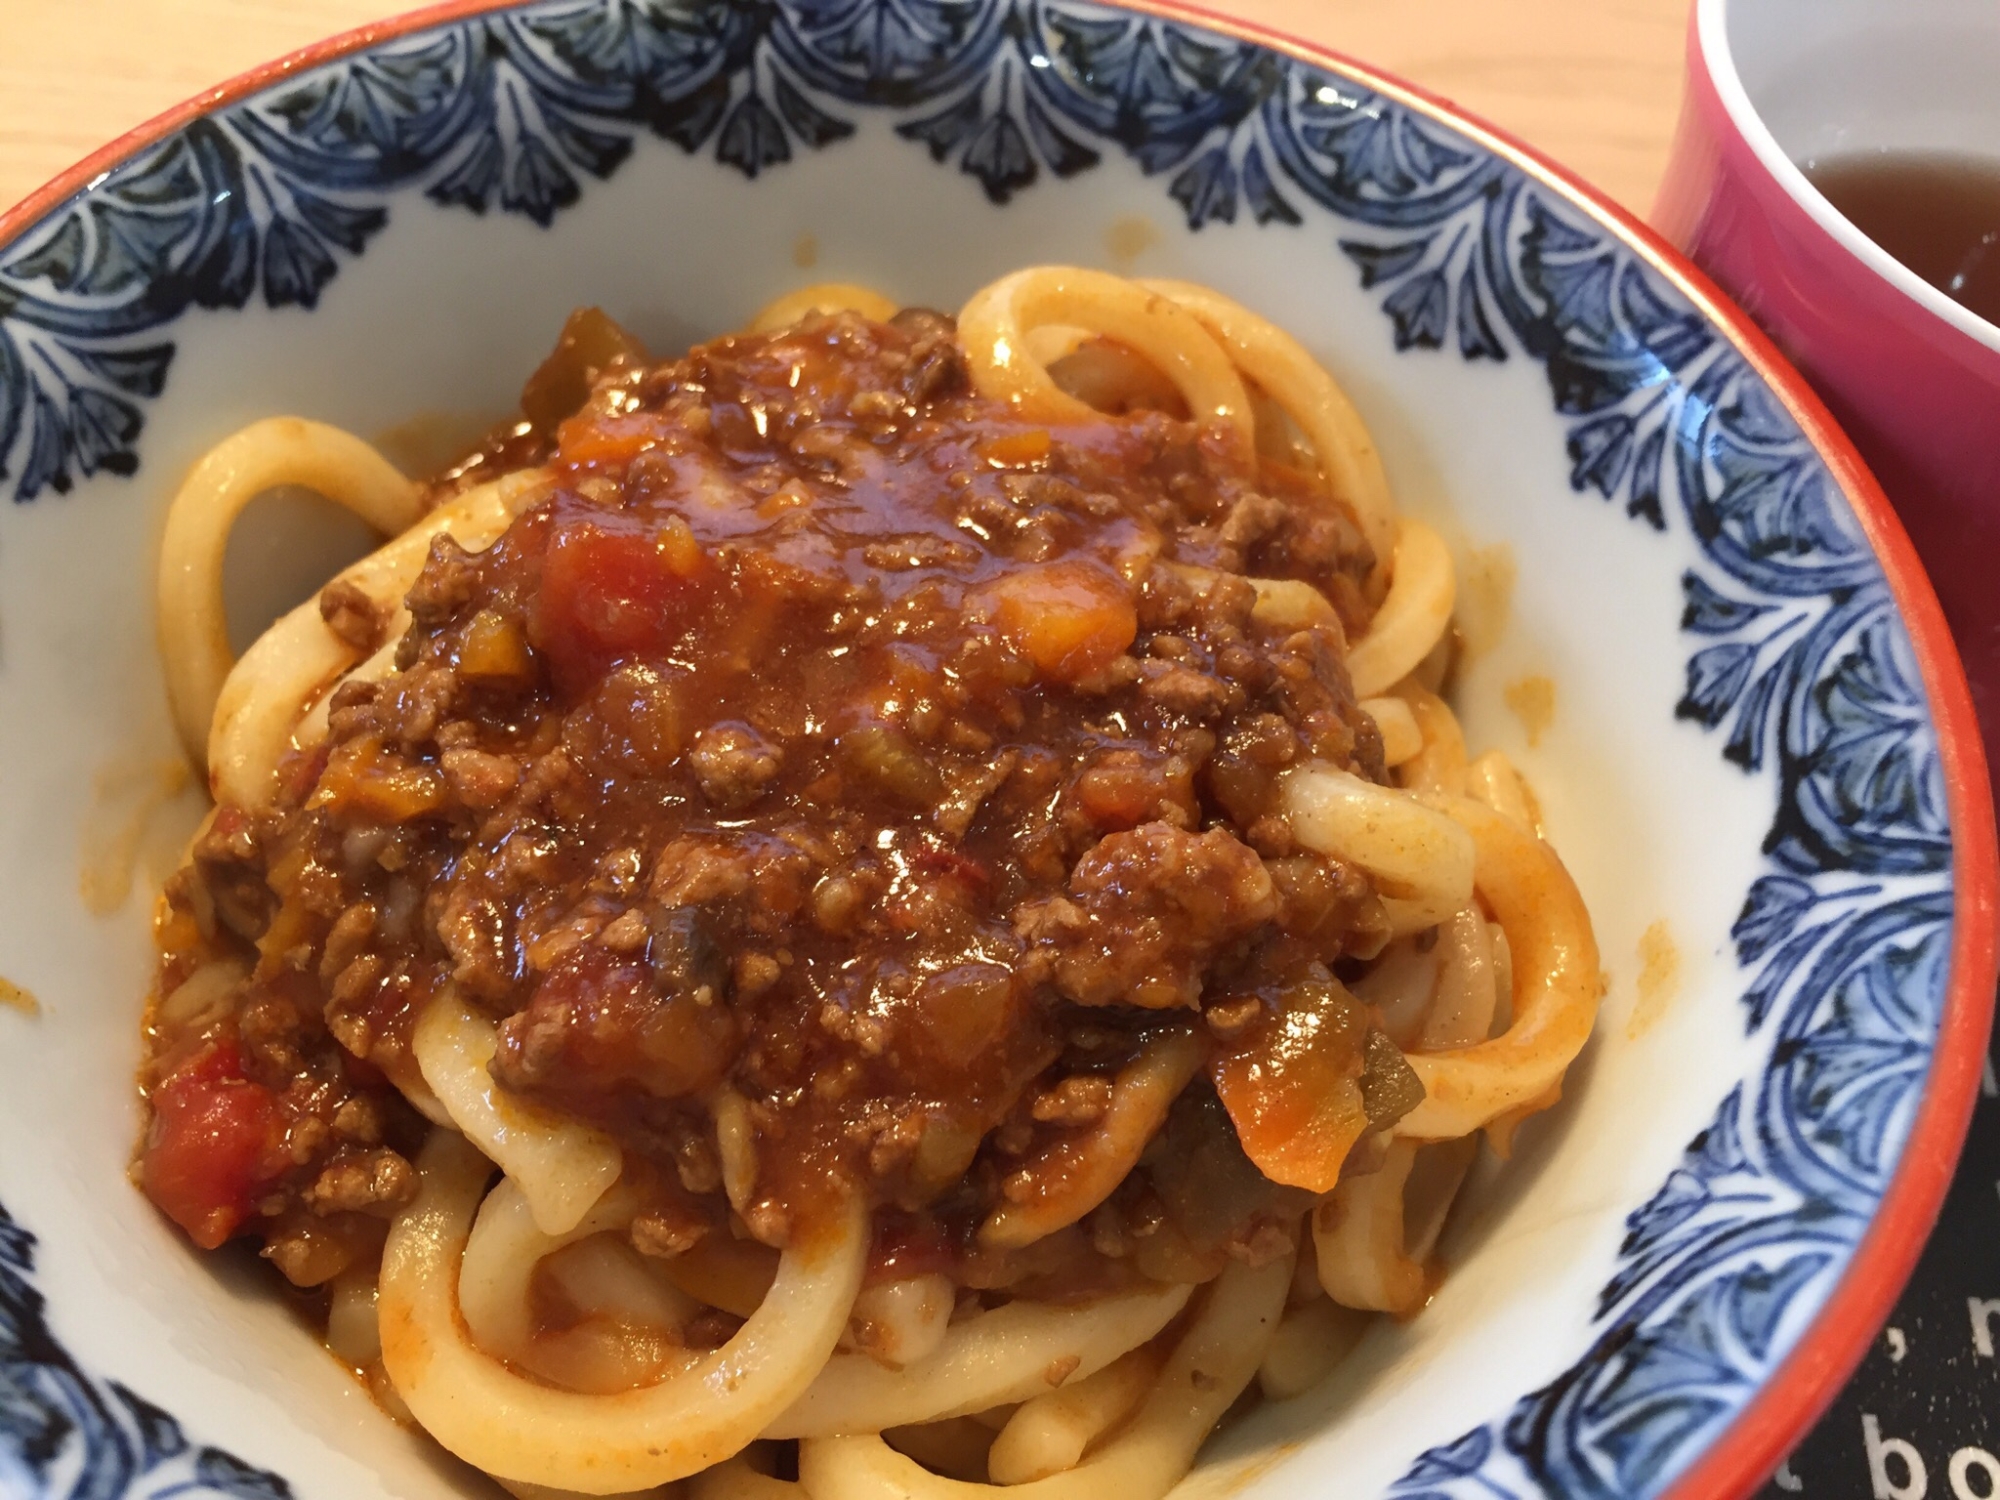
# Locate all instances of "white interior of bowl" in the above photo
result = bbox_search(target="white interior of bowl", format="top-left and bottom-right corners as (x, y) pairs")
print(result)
(0, 27), (1917, 1500)
(1704, 0), (2000, 349)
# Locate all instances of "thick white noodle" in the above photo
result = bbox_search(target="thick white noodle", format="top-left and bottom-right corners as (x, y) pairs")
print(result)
(748, 283), (899, 332)
(413, 989), (623, 1235)
(1404, 1136), (1481, 1264)
(1257, 1296), (1371, 1401)
(1393, 796), (1602, 1139)
(158, 417), (422, 766)
(1315, 1142), (1424, 1313)
(1360, 694), (1423, 767)
(1350, 937), (1441, 1048)
(713, 1091), (758, 1216)
(1393, 683), (1469, 798)
(502, 1482), (684, 1500)
(843, 1274), (955, 1367)
(380, 1132), (866, 1494)
(1465, 748), (1539, 833)
(797, 1256), (1290, 1500)
(1280, 764), (1475, 935)
(764, 1281), (1191, 1439)
(986, 1346), (1161, 1484)
(326, 1264), (383, 1366)
(1345, 520), (1455, 700)
(690, 1455), (800, 1500)
(157, 959), (249, 1033)
(979, 1030), (1203, 1249)
(459, 1178), (673, 1367)
(956, 267), (1254, 445)
(1420, 906), (1500, 1051)
(1247, 577), (1337, 632)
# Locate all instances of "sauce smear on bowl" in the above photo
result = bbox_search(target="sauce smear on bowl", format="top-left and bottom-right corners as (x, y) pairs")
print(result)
(1803, 152), (2000, 325)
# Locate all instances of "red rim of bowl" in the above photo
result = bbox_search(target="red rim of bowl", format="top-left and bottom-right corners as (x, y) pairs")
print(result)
(4, 5), (1995, 1499)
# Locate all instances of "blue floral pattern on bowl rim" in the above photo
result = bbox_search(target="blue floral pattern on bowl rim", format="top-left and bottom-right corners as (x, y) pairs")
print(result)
(0, 3), (1987, 1498)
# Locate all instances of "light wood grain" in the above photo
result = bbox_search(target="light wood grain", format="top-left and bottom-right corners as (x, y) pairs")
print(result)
(0, 0), (1689, 219)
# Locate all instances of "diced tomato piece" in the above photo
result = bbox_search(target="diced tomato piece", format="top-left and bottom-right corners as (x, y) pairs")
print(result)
(142, 1040), (283, 1250)
(535, 507), (712, 693)
(1210, 980), (1370, 1194)
(908, 838), (991, 893)
(503, 950), (736, 1100)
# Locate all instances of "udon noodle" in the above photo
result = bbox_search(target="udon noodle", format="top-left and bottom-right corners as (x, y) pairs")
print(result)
(137, 267), (1602, 1498)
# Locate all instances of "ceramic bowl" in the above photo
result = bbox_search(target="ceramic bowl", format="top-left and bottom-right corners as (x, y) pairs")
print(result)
(0, 4), (1992, 1500)
(1652, 0), (2000, 785)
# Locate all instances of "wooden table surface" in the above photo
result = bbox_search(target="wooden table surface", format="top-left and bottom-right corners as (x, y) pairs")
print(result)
(0, 0), (1691, 220)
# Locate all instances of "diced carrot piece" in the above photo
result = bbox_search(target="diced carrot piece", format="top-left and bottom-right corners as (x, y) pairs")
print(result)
(310, 744), (446, 823)
(980, 428), (1052, 468)
(554, 411), (676, 471)
(983, 560), (1137, 683)
(458, 608), (535, 683)
(352, 764), (446, 822)
(1210, 979), (1371, 1193)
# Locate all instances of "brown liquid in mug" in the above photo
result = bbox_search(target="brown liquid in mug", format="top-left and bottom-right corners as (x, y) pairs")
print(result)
(1803, 152), (2000, 326)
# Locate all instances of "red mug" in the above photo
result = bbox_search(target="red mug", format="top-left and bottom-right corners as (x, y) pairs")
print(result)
(1654, 0), (2000, 778)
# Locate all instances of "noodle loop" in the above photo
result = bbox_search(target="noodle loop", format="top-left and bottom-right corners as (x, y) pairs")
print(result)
(381, 1132), (867, 1494)
(957, 268), (1253, 446)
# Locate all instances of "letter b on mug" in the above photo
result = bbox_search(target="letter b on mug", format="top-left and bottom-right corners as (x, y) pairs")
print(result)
(1865, 1414), (1929, 1500)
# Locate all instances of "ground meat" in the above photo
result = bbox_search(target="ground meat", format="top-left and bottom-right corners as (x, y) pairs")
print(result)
(1031, 1076), (1113, 1125)
(436, 885), (512, 1001)
(303, 1149), (417, 1217)
(1021, 824), (1279, 1010)
(182, 809), (272, 942)
(649, 837), (756, 909)
(689, 724), (782, 810)
(142, 307), (1395, 1282)
(889, 307), (969, 401)
(935, 750), (1019, 839)
(331, 1095), (384, 1144)
(318, 902), (376, 984)
(405, 534), (483, 627)
(630, 1206), (709, 1260)
(1136, 660), (1242, 719)
(319, 578), (384, 651)
(441, 747), (519, 809)
(598, 908), (650, 952)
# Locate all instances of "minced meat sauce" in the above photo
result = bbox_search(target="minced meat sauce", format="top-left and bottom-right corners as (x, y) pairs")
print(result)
(141, 306), (1415, 1304)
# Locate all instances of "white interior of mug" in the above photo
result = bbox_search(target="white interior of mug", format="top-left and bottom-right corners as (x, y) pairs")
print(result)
(1699, 0), (2000, 348)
